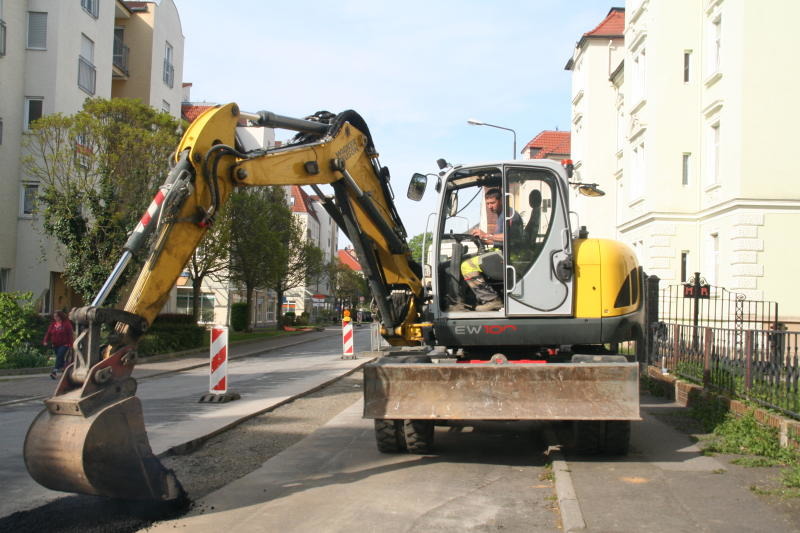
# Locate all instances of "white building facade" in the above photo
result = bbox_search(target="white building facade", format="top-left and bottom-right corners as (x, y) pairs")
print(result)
(0, 0), (184, 312)
(571, 1), (800, 323)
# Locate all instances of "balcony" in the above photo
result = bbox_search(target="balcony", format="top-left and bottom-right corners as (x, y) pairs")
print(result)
(78, 56), (96, 95)
(112, 34), (129, 77)
(163, 60), (174, 88)
(0, 19), (6, 57)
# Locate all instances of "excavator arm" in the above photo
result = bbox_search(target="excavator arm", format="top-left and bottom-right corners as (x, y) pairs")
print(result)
(24, 103), (426, 501)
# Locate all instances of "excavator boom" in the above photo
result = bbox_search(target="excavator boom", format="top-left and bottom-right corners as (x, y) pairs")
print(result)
(24, 104), (426, 501)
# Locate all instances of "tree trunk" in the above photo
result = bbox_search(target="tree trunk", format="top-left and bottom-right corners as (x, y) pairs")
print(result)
(191, 274), (204, 322)
(275, 285), (284, 330)
(245, 283), (254, 333)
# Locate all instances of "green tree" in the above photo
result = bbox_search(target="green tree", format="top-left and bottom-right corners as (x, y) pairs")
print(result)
(22, 98), (183, 304)
(228, 186), (289, 332)
(273, 216), (325, 328)
(328, 259), (368, 312)
(407, 232), (433, 264)
(186, 202), (232, 322)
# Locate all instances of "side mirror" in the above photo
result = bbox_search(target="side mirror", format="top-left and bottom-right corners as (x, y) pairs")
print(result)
(407, 173), (428, 201)
(577, 183), (605, 197)
(447, 191), (459, 216)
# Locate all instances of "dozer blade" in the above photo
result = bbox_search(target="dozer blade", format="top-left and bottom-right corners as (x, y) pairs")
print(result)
(364, 361), (640, 421)
(24, 376), (183, 501)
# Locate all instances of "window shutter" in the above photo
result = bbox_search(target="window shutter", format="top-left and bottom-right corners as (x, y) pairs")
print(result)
(27, 12), (47, 49)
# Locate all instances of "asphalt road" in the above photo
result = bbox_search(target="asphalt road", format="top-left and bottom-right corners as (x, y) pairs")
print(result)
(0, 327), (369, 519)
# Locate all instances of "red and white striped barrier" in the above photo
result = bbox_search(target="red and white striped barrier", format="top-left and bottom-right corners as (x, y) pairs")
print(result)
(342, 313), (355, 360)
(210, 326), (229, 393)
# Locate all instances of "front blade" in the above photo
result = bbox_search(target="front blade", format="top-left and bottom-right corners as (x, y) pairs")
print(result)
(364, 362), (640, 421)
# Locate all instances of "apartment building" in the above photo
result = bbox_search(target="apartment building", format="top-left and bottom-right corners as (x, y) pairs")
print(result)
(564, 7), (625, 240)
(571, 1), (800, 322)
(285, 185), (339, 318)
(0, 0), (183, 312)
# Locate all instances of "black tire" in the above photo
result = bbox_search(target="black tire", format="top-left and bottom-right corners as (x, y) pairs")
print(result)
(604, 421), (631, 456)
(573, 421), (605, 455)
(402, 419), (435, 454)
(374, 419), (403, 453)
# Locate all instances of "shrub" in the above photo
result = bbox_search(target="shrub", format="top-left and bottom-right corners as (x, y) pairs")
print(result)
(231, 303), (248, 332)
(0, 292), (48, 367)
(283, 312), (296, 326)
(296, 311), (309, 326)
(2, 344), (51, 369)
(136, 313), (205, 356)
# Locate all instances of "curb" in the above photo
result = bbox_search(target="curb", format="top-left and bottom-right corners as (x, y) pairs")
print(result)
(545, 429), (585, 532)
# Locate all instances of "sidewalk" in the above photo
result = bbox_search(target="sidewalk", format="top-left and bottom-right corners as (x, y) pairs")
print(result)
(0, 328), (340, 407)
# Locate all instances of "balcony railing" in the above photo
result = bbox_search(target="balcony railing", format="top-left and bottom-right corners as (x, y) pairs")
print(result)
(0, 19), (6, 57)
(113, 34), (129, 76)
(163, 60), (174, 88)
(78, 56), (96, 95)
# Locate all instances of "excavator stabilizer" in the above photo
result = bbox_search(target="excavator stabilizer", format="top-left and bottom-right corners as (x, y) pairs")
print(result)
(24, 391), (183, 501)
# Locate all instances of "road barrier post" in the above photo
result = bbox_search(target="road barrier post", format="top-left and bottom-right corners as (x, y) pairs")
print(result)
(199, 325), (240, 403)
(342, 311), (355, 360)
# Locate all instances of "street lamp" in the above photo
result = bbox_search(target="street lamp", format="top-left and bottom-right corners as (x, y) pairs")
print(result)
(467, 118), (517, 160)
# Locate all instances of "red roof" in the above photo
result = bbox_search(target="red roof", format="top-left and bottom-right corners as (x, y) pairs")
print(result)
(181, 103), (215, 123)
(522, 131), (571, 159)
(583, 7), (625, 39)
(337, 249), (362, 272)
(289, 186), (319, 222)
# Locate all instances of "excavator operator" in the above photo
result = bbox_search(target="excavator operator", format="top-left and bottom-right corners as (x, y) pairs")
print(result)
(459, 188), (522, 311)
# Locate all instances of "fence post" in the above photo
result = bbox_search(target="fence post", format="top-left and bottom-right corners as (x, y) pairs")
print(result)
(744, 329), (753, 392)
(645, 274), (660, 364)
(703, 327), (714, 388)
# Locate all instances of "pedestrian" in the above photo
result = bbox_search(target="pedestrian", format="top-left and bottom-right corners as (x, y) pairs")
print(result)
(43, 310), (74, 379)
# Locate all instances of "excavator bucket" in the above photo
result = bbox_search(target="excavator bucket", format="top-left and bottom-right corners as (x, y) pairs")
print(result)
(24, 354), (183, 501)
(363, 361), (640, 421)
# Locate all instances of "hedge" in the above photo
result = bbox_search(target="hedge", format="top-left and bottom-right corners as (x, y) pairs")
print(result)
(137, 313), (205, 356)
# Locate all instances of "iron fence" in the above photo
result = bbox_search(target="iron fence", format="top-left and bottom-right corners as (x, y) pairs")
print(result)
(653, 323), (800, 419)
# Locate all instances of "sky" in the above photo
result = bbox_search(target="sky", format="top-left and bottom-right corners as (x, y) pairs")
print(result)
(172, 0), (618, 241)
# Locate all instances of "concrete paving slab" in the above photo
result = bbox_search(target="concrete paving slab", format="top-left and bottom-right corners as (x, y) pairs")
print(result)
(149, 403), (560, 533)
(566, 398), (798, 532)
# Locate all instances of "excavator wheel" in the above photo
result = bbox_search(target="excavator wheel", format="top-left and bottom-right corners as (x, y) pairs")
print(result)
(401, 420), (434, 454)
(573, 420), (631, 456)
(374, 419), (404, 453)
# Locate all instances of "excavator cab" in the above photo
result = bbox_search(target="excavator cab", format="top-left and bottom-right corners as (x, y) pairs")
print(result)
(431, 161), (574, 320)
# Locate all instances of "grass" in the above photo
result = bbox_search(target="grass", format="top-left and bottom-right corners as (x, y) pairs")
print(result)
(539, 462), (554, 482)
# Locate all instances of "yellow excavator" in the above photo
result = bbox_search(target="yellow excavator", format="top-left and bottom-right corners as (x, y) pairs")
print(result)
(24, 103), (646, 501)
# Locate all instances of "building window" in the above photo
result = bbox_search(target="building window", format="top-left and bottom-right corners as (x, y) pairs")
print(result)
(163, 42), (174, 88)
(27, 11), (47, 50)
(21, 183), (38, 216)
(176, 288), (215, 322)
(162, 100), (170, 113)
(113, 28), (129, 75)
(24, 97), (43, 129)
(682, 153), (691, 185)
(0, 268), (9, 292)
(78, 34), (96, 95)
(80, 0), (99, 18)
(706, 15), (722, 76)
(631, 140), (646, 200)
(0, 117), (3, 145)
(0, 0), (6, 57)
(705, 122), (720, 185)
(632, 48), (646, 105)
(680, 251), (689, 282)
(683, 51), (691, 82)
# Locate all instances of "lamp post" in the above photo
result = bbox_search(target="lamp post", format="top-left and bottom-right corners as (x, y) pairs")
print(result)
(467, 119), (517, 160)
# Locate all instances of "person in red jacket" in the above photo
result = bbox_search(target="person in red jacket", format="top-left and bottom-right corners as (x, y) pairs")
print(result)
(43, 310), (74, 379)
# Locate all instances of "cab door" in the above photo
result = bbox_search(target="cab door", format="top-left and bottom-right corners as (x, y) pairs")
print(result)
(503, 166), (573, 316)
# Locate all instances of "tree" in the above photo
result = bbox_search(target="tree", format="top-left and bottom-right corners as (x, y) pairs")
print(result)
(407, 232), (433, 264)
(273, 216), (325, 328)
(22, 98), (183, 304)
(185, 202), (232, 322)
(228, 187), (289, 332)
(328, 259), (368, 312)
